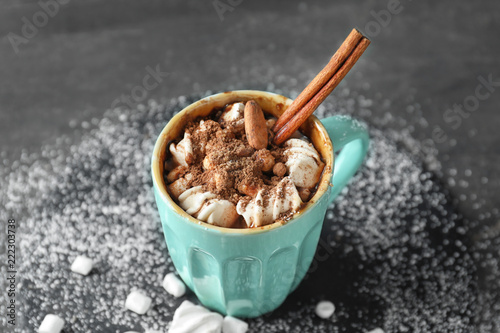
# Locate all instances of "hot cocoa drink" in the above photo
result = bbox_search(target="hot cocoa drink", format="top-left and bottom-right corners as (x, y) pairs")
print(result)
(164, 100), (325, 228)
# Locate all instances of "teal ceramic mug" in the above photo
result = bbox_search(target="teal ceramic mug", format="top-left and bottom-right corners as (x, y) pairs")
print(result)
(152, 90), (369, 317)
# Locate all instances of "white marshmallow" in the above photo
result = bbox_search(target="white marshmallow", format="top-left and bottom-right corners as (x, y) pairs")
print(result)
(315, 300), (335, 319)
(125, 291), (152, 315)
(366, 329), (385, 333)
(222, 316), (248, 333)
(162, 272), (186, 298)
(70, 255), (93, 276)
(38, 314), (64, 333)
(169, 300), (223, 333)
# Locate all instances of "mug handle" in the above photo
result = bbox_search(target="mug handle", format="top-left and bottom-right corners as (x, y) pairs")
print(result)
(320, 115), (370, 205)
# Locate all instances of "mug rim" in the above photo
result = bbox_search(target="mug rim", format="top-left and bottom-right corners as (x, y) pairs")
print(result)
(151, 90), (334, 235)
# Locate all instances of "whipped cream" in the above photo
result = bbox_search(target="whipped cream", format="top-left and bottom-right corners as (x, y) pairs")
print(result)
(170, 132), (194, 167)
(219, 102), (245, 130)
(236, 177), (302, 227)
(169, 300), (223, 333)
(178, 186), (239, 228)
(283, 138), (325, 189)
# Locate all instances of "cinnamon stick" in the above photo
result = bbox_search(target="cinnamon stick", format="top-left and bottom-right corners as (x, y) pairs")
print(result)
(273, 30), (370, 145)
(272, 29), (364, 134)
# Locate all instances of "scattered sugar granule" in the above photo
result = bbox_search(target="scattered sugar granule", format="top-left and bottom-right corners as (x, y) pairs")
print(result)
(222, 316), (249, 333)
(38, 314), (64, 333)
(163, 272), (186, 297)
(0, 92), (490, 332)
(70, 255), (94, 275)
(125, 291), (152, 315)
(315, 301), (335, 319)
(169, 300), (223, 333)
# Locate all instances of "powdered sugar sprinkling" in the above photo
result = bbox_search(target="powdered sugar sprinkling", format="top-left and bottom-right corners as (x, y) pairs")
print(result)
(0, 90), (497, 332)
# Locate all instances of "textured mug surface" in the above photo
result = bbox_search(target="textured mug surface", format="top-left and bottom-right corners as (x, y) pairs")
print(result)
(151, 91), (369, 317)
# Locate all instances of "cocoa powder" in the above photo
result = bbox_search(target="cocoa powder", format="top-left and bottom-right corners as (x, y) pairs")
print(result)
(164, 103), (320, 225)
(166, 105), (296, 205)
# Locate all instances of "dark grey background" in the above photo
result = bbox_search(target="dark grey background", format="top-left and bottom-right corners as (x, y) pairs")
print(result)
(1, 0), (499, 220)
(1, 0), (499, 330)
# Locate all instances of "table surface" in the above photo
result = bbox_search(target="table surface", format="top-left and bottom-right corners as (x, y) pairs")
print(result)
(1, 0), (499, 331)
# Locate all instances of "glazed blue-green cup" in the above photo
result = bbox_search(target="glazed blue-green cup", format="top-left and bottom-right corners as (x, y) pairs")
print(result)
(152, 90), (369, 317)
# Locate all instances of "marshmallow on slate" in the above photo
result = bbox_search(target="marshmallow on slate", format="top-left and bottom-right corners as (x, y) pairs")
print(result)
(70, 255), (93, 275)
(366, 329), (385, 333)
(38, 314), (64, 333)
(163, 272), (186, 297)
(315, 300), (335, 319)
(169, 300), (223, 333)
(222, 316), (248, 333)
(125, 291), (152, 315)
